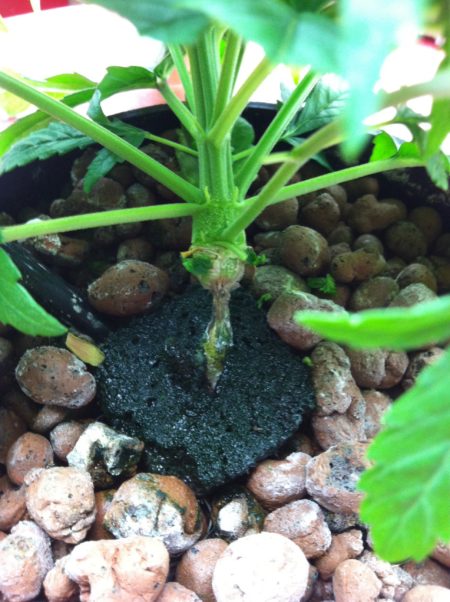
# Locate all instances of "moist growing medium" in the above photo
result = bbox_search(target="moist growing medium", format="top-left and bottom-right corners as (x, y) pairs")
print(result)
(97, 287), (315, 494)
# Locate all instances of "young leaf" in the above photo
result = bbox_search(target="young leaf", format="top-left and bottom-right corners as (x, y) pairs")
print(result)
(0, 247), (67, 336)
(426, 151), (450, 191)
(283, 75), (348, 138)
(97, 65), (157, 99)
(0, 122), (93, 175)
(369, 131), (399, 162)
(359, 348), (450, 562)
(294, 294), (450, 350)
(231, 117), (255, 153)
(306, 274), (336, 295)
(0, 89), (96, 156)
(83, 148), (121, 193)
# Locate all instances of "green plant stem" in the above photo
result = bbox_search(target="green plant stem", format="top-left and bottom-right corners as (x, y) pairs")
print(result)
(381, 68), (450, 108)
(196, 32), (220, 127)
(208, 57), (273, 146)
(236, 70), (318, 195)
(157, 80), (202, 139)
(0, 71), (202, 204)
(144, 132), (198, 156)
(188, 36), (233, 201)
(258, 158), (424, 206)
(0, 203), (202, 243)
(223, 121), (342, 240)
(167, 44), (194, 109)
(213, 31), (242, 120)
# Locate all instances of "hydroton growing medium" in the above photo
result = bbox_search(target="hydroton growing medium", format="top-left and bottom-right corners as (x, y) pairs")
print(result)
(0, 0), (449, 562)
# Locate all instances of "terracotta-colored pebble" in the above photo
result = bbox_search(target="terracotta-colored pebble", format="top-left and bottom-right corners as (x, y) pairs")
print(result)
(263, 499), (331, 559)
(25, 467), (96, 544)
(311, 342), (363, 416)
(212, 532), (309, 602)
(0, 520), (53, 602)
(311, 395), (367, 450)
(267, 292), (343, 351)
(32, 405), (70, 435)
(403, 585), (450, 601)
(246, 452), (310, 510)
(256, 197), (299, 231)
(403, 348), (444, 390)
(16, 346), (96, 409)
(43, 557), (79, 602)
(314, 529), (364, 579)
(176, 538), (229, 602)
(333, 559), (381, 602)
(363, 389), (391, 438)
(279, 225), (330, 276)
(0, 407), (27, 464)
(88, 260), (169, 316)
(104, 473), (204, 555)
(87, 489), (116, 540)
(50, 421), (89, 462)
(0, 476), (27, 531)
(158, 582), (202, 602)
(432, 542), (450, 568)
(1, 387), (39, 428)
(403, 559), (450, 589)
(305, 443), (370, 514)
(64, 536), (169, 602)
(6, 432), (54, 485)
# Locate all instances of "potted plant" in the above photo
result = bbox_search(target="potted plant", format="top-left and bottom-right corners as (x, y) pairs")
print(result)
(0, 0), (449, 566)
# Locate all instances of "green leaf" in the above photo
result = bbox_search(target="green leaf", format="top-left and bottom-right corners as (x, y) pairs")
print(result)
(231, 117), (255, 153)
(359, 348), (450, 562)
(294, 294), (450, 350)
(369, 131), (399, 162)
(97, 65), (157, 99)
(284, 75), (348, 138)
(246, 248), (267, 266)
(426, 99), (450, 157)
(306, 274), (336, 295)
(426, 151), (450, 191)
(0, 88), (96, 156)
(83, 148), (121, 193)
(87, 0), (210, 44)
(0, 247), (67, 336)
(0, 122), (94, 175)
(182, 254), (213, 276)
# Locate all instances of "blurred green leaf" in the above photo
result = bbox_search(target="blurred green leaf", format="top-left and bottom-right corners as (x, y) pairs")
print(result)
(283, 75), (348, 138)
(0, 122), (93, 174)
(306, 274), (336, 295)
(426, 151), (450, 190)
(359, 348), (450, 562)
(97, 65), (157, 98)
(87, 0), (210, 44)
(231, 117), (255, 153)
(0, 88), (96, 156)
(83, 148), (120, 192)
(369, 131), (399, 162)
(294, 294), (450, 349)
(0, 247), (67, 336)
